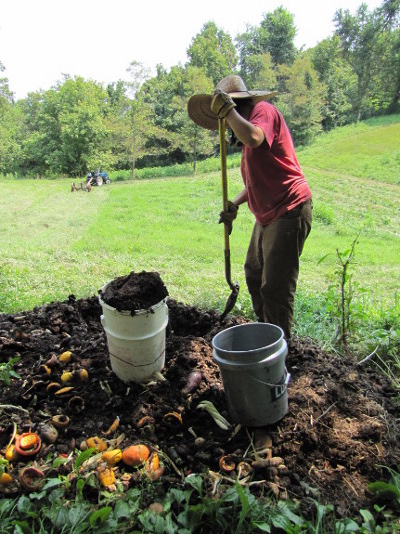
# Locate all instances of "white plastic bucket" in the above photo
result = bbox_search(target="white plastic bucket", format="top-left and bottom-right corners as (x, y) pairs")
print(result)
(212, 323), (289, 427)
(99, 293), (168, 383)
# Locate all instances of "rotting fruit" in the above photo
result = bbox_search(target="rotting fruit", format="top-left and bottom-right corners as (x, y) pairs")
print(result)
(145, 451), (160, 473)
(5, 445), (19, 462)
(51, 414), (70, 429)
(218, 455), (236, 472)
(61, 371), (74, 383)
(59, 351), (72, 363)
(122, 444), (150, 466)
(15, 433), (41, 457)
(102, 449), (122, 467)
(86, 436), (107, 452)
(98, 467), (115, 487)
(0, 473), (12, 485)
(79, 369), (89, 381)
(18, 467), (45, 492)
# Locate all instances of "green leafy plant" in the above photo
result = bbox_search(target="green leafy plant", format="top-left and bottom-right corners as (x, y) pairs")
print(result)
(0, 357), (20, 384)
(0, 457), (9, 478)
(319, 234), (369, 351)
(368, 467), (400, 507)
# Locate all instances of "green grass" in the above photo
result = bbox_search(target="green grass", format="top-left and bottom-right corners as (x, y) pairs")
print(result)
(1, 115), (400, 354)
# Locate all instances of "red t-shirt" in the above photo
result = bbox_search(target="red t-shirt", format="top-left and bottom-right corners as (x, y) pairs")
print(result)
(240, 101), (312, 225)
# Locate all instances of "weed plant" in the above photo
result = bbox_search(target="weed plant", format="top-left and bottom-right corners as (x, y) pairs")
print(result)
(0, 470), (398, 533)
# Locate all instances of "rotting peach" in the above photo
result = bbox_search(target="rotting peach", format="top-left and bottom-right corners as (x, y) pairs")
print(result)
(101, 449), (122, 467)
(122, 444), (150, 466)
(0, 473), (12, 485)
(145, 451), (160, 473)
(86, 436), (107, 452)
(98, 467), (115, 487)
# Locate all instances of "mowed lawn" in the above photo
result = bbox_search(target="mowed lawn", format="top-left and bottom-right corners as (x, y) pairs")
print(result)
(1, 116), (399, 334)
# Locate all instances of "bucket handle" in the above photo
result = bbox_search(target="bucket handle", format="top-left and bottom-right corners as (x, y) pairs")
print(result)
(240, 368), (291, 388)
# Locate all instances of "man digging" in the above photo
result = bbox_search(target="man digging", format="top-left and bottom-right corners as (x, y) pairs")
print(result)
(188, 75), (312, 342)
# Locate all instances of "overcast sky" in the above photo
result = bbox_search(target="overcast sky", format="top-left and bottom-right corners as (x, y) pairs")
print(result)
(1, 0), (383, 99)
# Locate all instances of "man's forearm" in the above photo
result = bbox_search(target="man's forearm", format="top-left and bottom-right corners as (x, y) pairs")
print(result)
(225, 109), (264, 148)
(232, 187), (248, 206)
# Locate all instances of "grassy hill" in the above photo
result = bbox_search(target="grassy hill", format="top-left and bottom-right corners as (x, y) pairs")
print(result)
(1, 114), (399, 350)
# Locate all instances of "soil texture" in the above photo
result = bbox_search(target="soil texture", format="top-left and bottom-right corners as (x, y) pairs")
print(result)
(99, 271), (169, 313)
(0, 271), (399, 522)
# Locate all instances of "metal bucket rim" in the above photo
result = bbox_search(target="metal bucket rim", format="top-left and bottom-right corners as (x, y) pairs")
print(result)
(212, 322), (284, 355)
(213, 347), (287, 369)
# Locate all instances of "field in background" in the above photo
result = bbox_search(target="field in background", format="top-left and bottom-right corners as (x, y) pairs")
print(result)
(1, 115), (399, 347)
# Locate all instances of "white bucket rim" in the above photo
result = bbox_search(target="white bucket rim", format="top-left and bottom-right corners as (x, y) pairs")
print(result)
(99, 282), (168, 316)
(212, 322), (284, 356)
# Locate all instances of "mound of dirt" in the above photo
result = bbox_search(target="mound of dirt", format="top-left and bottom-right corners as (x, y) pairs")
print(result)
(99, 271), (168, 313)
(0, 272), (399, 522)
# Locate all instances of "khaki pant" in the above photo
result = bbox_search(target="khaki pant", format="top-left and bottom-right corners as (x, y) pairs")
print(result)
(244, 199), (312, 339)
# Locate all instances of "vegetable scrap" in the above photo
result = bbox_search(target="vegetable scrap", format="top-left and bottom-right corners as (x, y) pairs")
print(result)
(122, 444), (150, 466)
(14, 433), (41, 457)
(196, 401), (231, 430)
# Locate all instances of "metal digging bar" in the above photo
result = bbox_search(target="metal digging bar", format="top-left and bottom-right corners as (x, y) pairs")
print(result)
(218, 117), (239, 322)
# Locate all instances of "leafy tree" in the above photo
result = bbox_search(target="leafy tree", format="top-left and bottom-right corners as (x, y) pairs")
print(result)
(18, 76), (110, 176)
(236, 8), (296, 86)
(236, 24), (268, 86)
(98, 81), (132, 170)
(17, 91), (52, 174)
(310, 37), (356, 128)
(0, 63), (21, 174)
(379, 0), (400, 28)
(334, 3), (392, 120)
(276, 55), (325, 146)
(187, 21), (238, 85)
(252, 53), (277, 92)
(260, 7), (297, 65)
(125, 62), (170, 176)
(57, 77), (109, 174)
(172, 65), (216, 171)
(386, 29), (400, 111)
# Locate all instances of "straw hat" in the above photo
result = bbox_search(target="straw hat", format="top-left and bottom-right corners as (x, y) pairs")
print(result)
(188, 75), (277, 131)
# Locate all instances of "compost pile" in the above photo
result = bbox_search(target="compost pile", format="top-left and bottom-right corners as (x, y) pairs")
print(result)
(1, 271), (399, 521)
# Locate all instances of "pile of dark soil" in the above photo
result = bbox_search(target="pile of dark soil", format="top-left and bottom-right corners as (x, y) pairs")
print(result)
(0, 271), (399, 522)
(99, 271), (169, 313)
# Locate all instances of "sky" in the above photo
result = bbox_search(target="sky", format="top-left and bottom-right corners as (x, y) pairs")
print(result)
(1, 0), (383, 100)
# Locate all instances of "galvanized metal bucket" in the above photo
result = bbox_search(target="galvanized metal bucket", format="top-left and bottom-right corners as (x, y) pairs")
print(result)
(212, 323), (289, 426)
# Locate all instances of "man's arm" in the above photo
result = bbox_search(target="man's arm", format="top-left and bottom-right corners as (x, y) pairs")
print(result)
(232, 187), (248, 206)
(225, 108), (264, 149)
(211, 90), (264, 148)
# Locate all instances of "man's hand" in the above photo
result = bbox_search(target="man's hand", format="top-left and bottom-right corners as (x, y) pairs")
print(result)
(211, 89), (236, 119)
(219, 200), (239, 235)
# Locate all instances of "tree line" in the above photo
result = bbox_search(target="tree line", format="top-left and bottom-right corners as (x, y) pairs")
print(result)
(0, 0), (399, 178)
